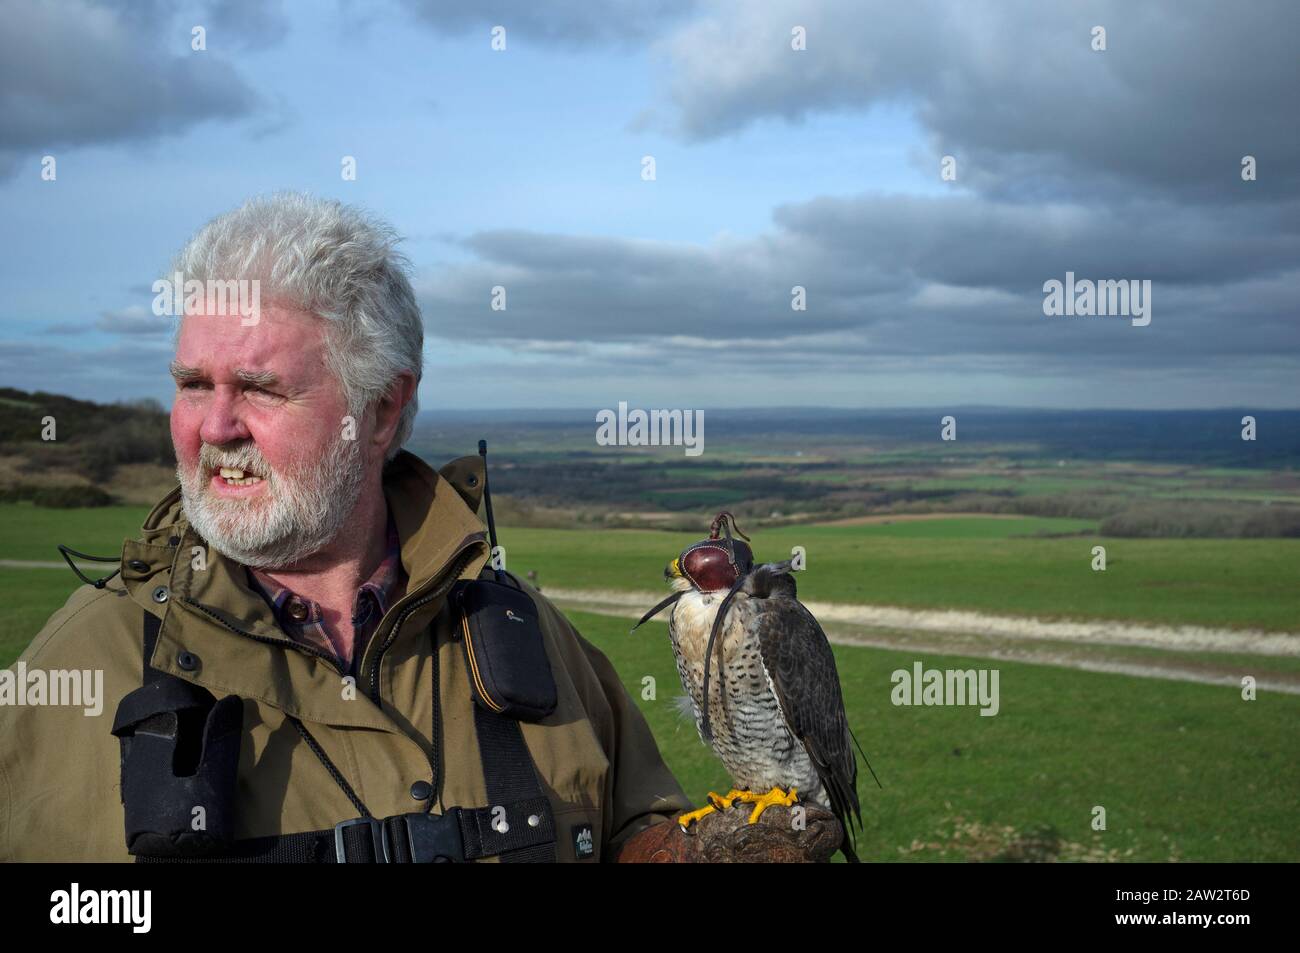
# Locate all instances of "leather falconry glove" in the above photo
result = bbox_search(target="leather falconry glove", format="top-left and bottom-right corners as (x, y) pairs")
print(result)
(616, 802), (845, 863)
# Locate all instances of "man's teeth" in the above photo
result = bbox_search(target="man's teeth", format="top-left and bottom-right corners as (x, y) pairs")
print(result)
(218, 466), (262, 486)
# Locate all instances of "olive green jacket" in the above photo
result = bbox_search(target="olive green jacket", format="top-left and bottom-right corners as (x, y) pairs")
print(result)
(0, 451), (690, 862)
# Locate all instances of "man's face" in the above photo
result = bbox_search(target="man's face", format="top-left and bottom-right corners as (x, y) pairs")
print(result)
(170, 303), (368, 568)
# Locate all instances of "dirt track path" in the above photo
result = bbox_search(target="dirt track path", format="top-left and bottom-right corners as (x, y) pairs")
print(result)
(544, 587), (1300, 695)
(815, 512), (1030, 526)
(7, 561), (1296, 693)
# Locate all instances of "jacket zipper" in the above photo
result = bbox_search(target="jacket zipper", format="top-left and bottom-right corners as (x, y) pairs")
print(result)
(367, 540), (483, 810)
(365, 538), (483, 705)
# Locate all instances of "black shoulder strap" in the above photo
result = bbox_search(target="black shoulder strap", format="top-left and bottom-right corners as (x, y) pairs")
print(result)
(467, 703), (556, 862)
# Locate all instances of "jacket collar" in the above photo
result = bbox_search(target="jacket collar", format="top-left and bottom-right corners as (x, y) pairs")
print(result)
(118, 451), (489, 728)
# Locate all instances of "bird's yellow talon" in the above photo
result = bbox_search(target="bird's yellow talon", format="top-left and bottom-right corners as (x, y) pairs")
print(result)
(707, 788), (745, 810)
(736, 786), (799, 823)
(677, 804), (718, 831)
(678, 787), (758, 830)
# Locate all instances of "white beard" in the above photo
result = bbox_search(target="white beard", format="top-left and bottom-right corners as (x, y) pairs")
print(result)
(176, 432), (366, 569)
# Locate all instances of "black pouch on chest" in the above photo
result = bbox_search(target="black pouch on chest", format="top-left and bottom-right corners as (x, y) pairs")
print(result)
(111, 640), (243, 857)
(452, 573), (557, 722)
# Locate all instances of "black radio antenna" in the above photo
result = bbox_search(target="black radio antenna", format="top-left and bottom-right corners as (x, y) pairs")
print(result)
(478, 439), (499, 555)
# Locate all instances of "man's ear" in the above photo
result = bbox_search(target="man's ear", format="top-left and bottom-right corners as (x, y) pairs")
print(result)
(370, 371), (417, 453)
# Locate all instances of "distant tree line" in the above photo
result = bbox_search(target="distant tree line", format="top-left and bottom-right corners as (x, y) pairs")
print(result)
(1, 387), (173, 484)
(1098, 502), (1300, 538)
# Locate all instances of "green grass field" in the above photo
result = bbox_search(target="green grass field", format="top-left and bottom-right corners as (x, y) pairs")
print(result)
(503, 522), (1300, 631)
(3, 502), (1297, 861)
(0, 501), (154, 562)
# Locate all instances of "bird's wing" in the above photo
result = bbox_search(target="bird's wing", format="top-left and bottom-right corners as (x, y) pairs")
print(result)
(750, 590), (862, 836)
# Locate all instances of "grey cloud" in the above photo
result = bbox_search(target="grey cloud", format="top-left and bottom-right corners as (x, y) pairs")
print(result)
(94, 306), (174, 336)
(0, 0), (264, 177)
(418, 332), (1299, 410)
(418, 184), (1299, 376)
(45, 307), (173, 338)
(770, 194), (1300, 291)
(0, 338), (174, 402)
(657, 0), (1300, 201)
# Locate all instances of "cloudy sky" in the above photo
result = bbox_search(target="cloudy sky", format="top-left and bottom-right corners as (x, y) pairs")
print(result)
(1, 0), (1297, 411)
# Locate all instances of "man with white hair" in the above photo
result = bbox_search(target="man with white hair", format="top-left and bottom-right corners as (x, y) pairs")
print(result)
(0, 193), (711, 863)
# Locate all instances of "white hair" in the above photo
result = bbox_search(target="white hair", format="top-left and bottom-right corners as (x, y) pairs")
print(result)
(170, 192), (423, 461)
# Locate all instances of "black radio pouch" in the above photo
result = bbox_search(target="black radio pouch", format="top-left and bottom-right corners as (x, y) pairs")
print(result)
(452, 572), (557, 723)
(111, 676), (243, 857)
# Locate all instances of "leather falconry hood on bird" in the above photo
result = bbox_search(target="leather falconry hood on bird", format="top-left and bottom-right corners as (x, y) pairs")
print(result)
(678, 511), (753, 593)
(629, 512), (753, 633)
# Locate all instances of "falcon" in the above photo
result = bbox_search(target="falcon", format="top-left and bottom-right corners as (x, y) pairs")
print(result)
(632, 512), (872, 862)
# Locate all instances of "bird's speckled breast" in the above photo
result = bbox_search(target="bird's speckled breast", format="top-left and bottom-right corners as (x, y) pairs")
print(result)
(668, 590), (823, 801)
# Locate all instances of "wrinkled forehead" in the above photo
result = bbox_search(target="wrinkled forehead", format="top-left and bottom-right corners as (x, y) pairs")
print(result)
(174, 307), (328, 377)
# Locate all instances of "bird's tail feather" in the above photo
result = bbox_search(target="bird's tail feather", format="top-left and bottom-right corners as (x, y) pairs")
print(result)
(827, 726), (879, 862)
(820, 772), (862, 862)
